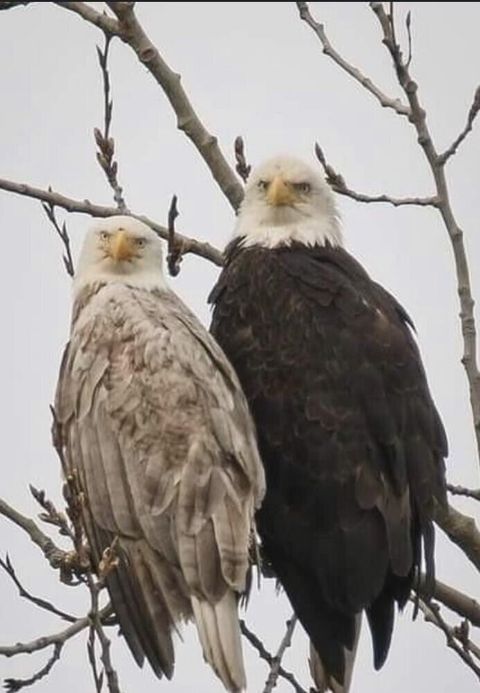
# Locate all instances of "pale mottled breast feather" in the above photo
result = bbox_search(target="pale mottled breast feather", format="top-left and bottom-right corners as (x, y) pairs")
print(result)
(55, 281), (264, 685)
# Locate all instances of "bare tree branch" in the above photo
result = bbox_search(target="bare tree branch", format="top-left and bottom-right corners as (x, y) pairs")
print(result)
(296, 2), (410, 117)
(418, 600), (480, 681)
(94, 34), (128, 212)
(55, 1), (243, 210)
(0, 605), (113, 657)
(439, 86), (480, 165)
(369, 2), (480, 461)
(167, 194), (183, 277)
(447, 484), (480, 502)
(3, 643), (63, 692)
(87, 576), (121, 693)
(263, 616), (298, 693)
(314, 143), (438, 207)
(0, 555), (77, 623)
(42, 202), (75, 277)
(234, 136), (251, 184)
(240, 619), (308, 693)
(0, 497), (71, 572)
(0, 178), (223, 266)
(53, 2), (120, 34)
(422, 576), (480, 627)
(434, 501), (480, 572)
(405, 11), (412, 69)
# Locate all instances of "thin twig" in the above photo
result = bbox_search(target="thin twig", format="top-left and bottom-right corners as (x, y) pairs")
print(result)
(56, 1), (243, 210)
(240, 620), (308, 693)
(167, 194), (183, 276)
(29, 483), (74, 540)
(0, 177), (223, 266)
(405, 11), (413, 69)
(0, 555), (77, 623)
(370, 1), (480, 463)
(447, 484), (480, 502)
(438, 86), (480, 165)
(418, 600), (480, 681)
(94, 34), (127, 212)
(3, 643), (63, 692)
(87, 575), (121, 693)
(41, 201), (75, 277)
(0, 497), (70, 573)
(88, 626), (104, 693)
(296, 2), (410, 117)
(314, 143), (437, 207)
(0, 605), (113, 656)
(263, 616), (298, 693)
(234, 136), (251, 184)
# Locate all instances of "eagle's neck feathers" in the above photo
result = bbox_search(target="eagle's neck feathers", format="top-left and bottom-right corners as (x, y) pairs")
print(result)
(233, 204), (342, 250)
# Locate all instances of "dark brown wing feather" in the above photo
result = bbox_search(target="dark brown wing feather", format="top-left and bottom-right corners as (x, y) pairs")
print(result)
(209, 241), (447, 684)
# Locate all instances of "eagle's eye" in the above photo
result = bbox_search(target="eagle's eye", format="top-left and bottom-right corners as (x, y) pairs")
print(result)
(257, 180), (269, 191)
(293, 182), (311, 194)
(135, 238), (146, 248)
(99, 231), (110, 241)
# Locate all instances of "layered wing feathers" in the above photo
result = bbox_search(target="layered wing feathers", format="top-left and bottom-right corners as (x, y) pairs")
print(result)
(56, 282), (264, 690)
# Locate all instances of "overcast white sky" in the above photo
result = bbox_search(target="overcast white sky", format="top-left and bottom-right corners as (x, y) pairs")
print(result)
(1, 2), (479, 692)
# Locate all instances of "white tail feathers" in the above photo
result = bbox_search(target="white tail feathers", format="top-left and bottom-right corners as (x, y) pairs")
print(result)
(191, 591), (246, 692)
(309, 614), (362, 693)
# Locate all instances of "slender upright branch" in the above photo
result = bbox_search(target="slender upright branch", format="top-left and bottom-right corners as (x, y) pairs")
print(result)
(438, 86), (480, 165)
(234, 136), (251, 184)
(369, 2), (480, 463)
(56, 1), (243, 210)
(94, 34), (128, 212)
(296, 2), (410, 117)
(0, 178), (223, 266)
(167, 194), (183, 276)
(314, 143), (438, 207)
(263, 616), (298, 693)
(240, 620), (308, 693)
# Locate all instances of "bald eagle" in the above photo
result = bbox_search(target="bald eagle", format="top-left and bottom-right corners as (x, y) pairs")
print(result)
(209, 157), (448, 691)
(54, 216), (265, 692)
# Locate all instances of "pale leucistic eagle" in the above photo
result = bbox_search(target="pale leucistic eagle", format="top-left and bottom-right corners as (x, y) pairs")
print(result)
(54, 215), (265, 692)
(209, 156), (448, 692)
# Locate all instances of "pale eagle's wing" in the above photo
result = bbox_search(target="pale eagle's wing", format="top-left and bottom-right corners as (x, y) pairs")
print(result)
(55, 283), (264, 691)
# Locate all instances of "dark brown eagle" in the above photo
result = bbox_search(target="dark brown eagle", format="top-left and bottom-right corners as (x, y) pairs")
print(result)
(209, 156), (448, 692)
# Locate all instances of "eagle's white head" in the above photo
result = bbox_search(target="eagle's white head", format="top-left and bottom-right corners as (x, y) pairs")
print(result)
(74, 215), (167, 296)
(233, 155), (342, 249)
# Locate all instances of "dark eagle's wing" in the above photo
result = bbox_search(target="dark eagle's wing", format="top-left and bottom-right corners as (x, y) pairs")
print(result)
(209, 242), (447, 686)
(55, 282), (264, 692)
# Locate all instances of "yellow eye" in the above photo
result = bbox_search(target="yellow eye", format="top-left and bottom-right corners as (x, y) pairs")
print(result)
(99, 231), (110, 241)
(135, 238), (146, 248)
(257, 180), (269, 191)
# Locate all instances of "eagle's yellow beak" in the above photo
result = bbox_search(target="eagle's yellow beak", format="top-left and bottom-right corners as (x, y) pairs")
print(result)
(110, 230), (135, 262)
(266, 176), (298, 207)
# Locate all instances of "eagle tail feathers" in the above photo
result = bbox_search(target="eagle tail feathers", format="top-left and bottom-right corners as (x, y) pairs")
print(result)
(309, 613), (361, 693)
(191, 590), (246, 692)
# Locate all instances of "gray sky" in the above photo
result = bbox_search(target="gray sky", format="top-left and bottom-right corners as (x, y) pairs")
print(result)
(1, 2), (479, 692)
